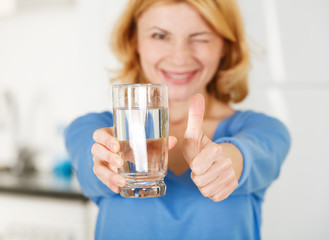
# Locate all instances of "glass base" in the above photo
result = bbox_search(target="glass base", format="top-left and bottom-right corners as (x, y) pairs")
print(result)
(120, 180), (166, 198)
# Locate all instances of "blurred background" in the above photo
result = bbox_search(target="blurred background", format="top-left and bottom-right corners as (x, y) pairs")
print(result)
(0, 0), (328, 239)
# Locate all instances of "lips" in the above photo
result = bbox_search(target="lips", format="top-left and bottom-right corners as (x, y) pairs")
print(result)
(161, 70), (198, 84)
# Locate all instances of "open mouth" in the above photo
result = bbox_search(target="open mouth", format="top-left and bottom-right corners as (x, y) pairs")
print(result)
(161, 70), (198, 84)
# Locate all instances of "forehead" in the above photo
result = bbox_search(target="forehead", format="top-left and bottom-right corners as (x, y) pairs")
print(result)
(137, 3), (213, 32)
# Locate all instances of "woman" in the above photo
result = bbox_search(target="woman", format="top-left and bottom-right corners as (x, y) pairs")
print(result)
(65, 0), (291, 239)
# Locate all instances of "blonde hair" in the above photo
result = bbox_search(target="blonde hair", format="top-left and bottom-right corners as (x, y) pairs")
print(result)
(110, 0), (249, 103)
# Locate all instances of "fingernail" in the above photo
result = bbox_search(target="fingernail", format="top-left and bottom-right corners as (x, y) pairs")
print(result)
(117, 177), (125, 187)
(114, 157), (122, 167)
(192, 166), (200, 175)
(110, 143), (118, 152)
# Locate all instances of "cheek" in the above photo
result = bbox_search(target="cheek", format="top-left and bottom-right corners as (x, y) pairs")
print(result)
(139, 41), (165, 67)
(197, 49), (222, 76)
(138, 41), (167, 82)
(192, 41), (222, 65)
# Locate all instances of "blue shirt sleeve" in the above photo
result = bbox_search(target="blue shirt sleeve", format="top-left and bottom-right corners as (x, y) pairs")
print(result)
(64, 111), (117, 202)
(214, 111), (291, 199)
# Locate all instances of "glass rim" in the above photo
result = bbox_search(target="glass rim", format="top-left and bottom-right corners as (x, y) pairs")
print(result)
(112, 83), (167, 89)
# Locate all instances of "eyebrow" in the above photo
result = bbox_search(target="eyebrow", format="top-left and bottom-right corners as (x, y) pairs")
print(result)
(190, 32), (214, 37)
(147, 27), (169, 34)
(148, 27), (213, 37)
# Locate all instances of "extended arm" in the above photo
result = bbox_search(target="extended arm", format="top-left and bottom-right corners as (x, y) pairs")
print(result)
(215, 112), (291, 197)
(64, 112), (117, 202)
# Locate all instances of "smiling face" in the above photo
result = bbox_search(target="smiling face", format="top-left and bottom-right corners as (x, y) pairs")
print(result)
(137, 2), (225, 101)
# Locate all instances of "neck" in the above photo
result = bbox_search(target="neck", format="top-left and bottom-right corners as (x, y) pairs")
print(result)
(169, 100), (190, 124)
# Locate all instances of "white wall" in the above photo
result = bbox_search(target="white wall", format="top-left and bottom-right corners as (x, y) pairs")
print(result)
(0, 0), (328, 239)
(237, 0), (329, 239)
(0, 0), (126, 171)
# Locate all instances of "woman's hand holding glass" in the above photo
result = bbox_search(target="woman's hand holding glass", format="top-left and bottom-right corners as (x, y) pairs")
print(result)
(91, 127), (125, 193)
(91, 127), (177, 193)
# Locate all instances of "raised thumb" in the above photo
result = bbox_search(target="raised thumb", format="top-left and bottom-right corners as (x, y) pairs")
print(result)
(184, 94), (205, 139)
(183, 94), (206, 163)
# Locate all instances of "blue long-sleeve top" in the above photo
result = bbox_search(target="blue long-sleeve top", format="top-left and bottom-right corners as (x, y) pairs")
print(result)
(65, 110), (291, 240)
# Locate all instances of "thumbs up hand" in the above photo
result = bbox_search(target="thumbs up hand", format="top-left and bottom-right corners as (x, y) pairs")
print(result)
(183, 94), (238, 202)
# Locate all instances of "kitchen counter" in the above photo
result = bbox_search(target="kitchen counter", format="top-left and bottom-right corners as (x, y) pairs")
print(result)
(0, 171), (88, 201)
(0, 171), (97, 240)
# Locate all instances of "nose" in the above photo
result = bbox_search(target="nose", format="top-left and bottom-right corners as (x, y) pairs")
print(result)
(168, 39), (192, 66)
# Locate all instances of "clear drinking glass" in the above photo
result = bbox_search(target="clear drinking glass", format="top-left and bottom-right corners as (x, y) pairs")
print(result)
(112, 83), (169, 198)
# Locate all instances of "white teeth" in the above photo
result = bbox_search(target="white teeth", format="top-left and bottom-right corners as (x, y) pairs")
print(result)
(166, 72), (192, 79)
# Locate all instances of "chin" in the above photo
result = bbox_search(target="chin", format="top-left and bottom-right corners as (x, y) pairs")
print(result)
(168, 88), (194, 102)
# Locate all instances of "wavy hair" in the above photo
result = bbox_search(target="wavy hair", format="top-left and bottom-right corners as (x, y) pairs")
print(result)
(110, 0), (249, 103)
